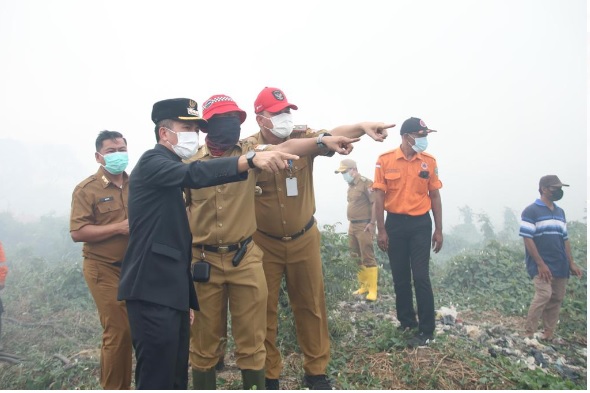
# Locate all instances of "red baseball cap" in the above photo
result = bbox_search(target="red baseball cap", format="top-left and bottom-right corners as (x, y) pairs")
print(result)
(254, 87), (298, 114)
(202, 94), (247, 124)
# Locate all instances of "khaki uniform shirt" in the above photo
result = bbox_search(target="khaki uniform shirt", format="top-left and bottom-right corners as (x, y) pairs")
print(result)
(247, 128), (325, 237)
(347, 175), (375, 221)
(70, 167), (129, 263)
(184, 142), (257, 246)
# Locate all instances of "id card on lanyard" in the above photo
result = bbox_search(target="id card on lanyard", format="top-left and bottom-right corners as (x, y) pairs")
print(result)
(286, 159), (298, 197)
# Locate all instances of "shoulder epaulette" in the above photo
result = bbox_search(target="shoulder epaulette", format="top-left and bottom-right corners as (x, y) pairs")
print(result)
(377, 148), (398, 158)
(293, 125), (308, 133)
(77, 175), (97, 189)
(420, 151), (436, 159)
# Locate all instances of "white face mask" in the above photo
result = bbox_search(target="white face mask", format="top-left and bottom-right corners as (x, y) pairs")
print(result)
(342, 171), (354, 184)
(166, 128), (199, 159)
(261, 112), (294, 139)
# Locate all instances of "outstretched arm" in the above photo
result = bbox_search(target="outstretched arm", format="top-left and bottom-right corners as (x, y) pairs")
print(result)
(330, 122), (395, 142)
(269, 135), (360, 156)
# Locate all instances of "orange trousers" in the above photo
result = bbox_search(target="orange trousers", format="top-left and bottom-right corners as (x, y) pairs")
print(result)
(83, 259), (132, 390)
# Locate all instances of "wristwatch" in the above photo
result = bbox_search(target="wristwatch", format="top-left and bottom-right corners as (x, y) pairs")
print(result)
(246, 150), (256, 169)
(316, 132), (335, 157)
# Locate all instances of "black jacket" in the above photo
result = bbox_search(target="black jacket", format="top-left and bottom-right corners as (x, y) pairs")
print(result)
(118, 144), (247, 311)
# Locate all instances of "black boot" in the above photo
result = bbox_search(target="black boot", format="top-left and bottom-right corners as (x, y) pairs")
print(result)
(192, 368), (216, 390)
(242, 369), (265, 390)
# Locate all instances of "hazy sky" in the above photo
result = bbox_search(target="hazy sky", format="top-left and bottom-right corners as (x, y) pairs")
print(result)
(0, 0), (587, 231)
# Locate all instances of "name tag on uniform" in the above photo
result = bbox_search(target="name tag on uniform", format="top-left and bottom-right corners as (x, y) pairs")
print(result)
(286, 177), (298, 196)
(99, 196), (114, 203)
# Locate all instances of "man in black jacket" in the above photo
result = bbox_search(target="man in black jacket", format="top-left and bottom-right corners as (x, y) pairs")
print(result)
(118, 98), (297, 390)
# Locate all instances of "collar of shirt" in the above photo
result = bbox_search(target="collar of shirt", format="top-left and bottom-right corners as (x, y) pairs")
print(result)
(96, 166), (128, 189)
(155, 143), (182, 161)
(348, 175), (361, 187)
(534, 198), (559, 210)
(393, 146), (422, 162)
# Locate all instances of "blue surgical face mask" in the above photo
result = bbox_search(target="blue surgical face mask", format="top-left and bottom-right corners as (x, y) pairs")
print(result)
(99, 151), (128, 175)
(342, 171), (354, 184)
(409, 135), (428, 153)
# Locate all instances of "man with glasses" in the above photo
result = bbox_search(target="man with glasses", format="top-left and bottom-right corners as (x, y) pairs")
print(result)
(373, 117), (443, 348)
(519, 175), (582, 342)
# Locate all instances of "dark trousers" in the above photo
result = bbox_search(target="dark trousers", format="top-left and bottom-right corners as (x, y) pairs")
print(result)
(385, 213), (435, 335)
(126, 300), (190, 390)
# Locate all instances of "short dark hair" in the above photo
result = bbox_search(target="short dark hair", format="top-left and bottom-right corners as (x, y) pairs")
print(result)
(96, 130), (127, 152)
(155, 119), (175, 141)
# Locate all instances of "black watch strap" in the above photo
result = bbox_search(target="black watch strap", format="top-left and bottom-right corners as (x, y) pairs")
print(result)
(316, 132), (335, 157)
(246, 151), (256, 169)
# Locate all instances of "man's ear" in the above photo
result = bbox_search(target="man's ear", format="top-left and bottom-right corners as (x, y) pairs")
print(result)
(255, 114), (264, 127)
(158, 126), (168, 141)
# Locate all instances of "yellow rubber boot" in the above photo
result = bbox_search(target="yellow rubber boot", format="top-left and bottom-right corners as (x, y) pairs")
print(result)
(352, 266), (368, 295)
(365, 267), (378, 301)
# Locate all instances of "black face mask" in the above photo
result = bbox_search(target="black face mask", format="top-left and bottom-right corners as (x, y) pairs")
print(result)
(550, 188), (564, 201)
(205, 116), (241, 154)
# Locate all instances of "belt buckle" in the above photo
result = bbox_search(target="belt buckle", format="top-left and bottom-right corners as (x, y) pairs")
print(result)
(217, 246), (230, 254)
(281, 236), (292, 241)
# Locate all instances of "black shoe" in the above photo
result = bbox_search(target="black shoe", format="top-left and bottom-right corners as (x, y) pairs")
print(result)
(397, 324), (417, 333)
(303, 374), (333, 390)
(265, 378), (279, 390)
(215, 357), (225, 371)
(407, 332), (433, 348)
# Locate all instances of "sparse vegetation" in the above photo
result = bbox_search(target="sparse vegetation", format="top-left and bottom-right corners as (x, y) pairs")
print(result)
(0, 211), (586, 389)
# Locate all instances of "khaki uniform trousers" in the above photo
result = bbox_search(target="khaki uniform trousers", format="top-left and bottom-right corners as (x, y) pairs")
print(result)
(525, 276), (568, 336)
(348, 222), (377, 268)
(83, 259), (132, 390)
(253, 225), (330, 379)
(190, 242), (267, 371)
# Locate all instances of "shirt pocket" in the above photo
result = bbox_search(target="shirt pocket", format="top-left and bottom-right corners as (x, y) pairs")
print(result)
(288, 157), (309, 192)
(96, 199), (123, 220)
(415, 171), (430, 194)
(384, 172), (402, 190)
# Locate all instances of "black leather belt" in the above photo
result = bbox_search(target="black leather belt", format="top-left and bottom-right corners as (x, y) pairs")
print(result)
(258, 216), (315, 242)
(350, 219), (371, 224)
(196, 236), (252, 254)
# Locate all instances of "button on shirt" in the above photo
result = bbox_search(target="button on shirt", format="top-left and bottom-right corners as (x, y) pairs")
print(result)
(248, 129), (325, 237)
(347, 176), (375, 221)
(70, 167), (129, 263)
(184, 142), (257, 246)
(372, 148), (442, 216)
